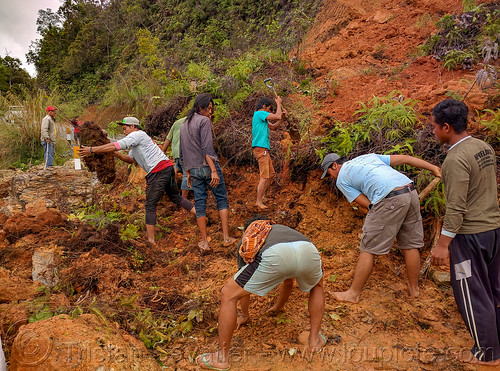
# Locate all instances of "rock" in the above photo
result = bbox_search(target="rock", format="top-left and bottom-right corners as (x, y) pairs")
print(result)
(32, 248), (61, 288)
(372, 10), (393, 24)
(1, 167), (97, 216)
(10, 314), (162, 371)
(431, 269), (450, 286)
(35, 209), (66, 227)
(0, 268), (39, 304)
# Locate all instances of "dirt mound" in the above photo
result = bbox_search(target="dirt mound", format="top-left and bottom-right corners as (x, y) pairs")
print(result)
(144, 95), (190, 138)
(300, 0), (498, 122)
(0, 269), (39, 304)
(3, 210), (66, 243)
(79, 121), (116, 184)
(9, 314), (161, 370)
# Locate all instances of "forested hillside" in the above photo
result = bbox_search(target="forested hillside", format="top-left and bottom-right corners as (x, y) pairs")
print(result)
(27, 0), (321, 105)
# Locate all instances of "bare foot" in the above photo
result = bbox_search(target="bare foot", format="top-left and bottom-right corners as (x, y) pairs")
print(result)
(223, 237), (237, 247)
(309, 333), (327, 353)
(198, 241), (211, 252)
(408, 286), (419, 298)
(148, 239), (157, 246)
(255, 202), (268, 209)
(454, 350), (500, 366)
(236, 313), (250, 330)
(266, 306), (285, 316)
(331, 290), (360, 304)
(196, 352), (230, 371)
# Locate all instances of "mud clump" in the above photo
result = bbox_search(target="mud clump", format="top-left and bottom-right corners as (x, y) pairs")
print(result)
(79, 121), (116, 184)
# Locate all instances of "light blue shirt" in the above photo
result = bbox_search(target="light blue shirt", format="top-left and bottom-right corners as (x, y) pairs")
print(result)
(252, 110), (271, 149)
(117, 130), (169, 174)
(336, 154), (412, 205)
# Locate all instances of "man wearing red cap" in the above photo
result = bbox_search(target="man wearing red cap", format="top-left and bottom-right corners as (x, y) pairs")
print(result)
(41, 106), (57, 168)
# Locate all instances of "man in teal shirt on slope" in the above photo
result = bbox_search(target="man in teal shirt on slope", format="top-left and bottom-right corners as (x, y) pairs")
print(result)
(251, 95), (283, 209)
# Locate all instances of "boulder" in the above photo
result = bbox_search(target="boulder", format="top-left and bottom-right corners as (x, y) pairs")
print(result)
(32, 248), (61, 288)
(10, 314), (162, 371)
(1, 167), (97, 216)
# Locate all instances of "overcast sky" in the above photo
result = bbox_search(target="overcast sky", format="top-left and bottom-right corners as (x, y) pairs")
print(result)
(0, 0), (62, 77)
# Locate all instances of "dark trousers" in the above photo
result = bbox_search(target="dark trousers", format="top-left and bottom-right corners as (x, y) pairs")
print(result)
(144, 166), (193, 225)
(449, 227), (500, 362)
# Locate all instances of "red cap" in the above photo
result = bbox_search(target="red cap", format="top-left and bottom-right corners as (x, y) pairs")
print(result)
(47, 106), (57, 112)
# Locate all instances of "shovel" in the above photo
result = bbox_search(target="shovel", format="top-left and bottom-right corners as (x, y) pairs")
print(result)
(418, 176), (443, 278)
(264, 78), (278, 98)
(263, 78), (297, 139)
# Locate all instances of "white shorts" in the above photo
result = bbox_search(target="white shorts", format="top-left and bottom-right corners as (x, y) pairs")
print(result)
(234, 241), (323, 296)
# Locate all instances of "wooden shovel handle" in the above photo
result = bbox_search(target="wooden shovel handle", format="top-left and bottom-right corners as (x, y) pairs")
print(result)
(419, 177), (441, 201)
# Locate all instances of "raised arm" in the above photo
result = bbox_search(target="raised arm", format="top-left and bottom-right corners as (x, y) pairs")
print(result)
(389, 155), (441, 177)
(266, 96), (283, 124)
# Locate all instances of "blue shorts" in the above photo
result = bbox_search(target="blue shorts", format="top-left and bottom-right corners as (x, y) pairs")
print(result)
(234, 241), (323, 296)
(190, 162), (229, 217)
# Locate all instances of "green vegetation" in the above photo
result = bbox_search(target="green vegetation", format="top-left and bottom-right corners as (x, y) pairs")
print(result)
(68, 204), (125, 230)
(24, 0), (321, 108)
(479, 108), (500, 143)
(0, 56), (33, 96)
(321, 91), (418, 157)
(0, 1), (323, 171)
(0, 91), (47, 168)
(420, 4), (499, 71)
(319, 91), (448, 217)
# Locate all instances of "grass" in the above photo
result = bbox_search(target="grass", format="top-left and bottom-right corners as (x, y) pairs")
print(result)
(0, 90), (49, 169)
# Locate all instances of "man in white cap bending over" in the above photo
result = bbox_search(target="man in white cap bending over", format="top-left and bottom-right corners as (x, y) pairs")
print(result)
(80, 117), (195, 244)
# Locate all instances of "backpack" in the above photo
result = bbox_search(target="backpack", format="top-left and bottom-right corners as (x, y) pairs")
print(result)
(239, 220), (275, 263)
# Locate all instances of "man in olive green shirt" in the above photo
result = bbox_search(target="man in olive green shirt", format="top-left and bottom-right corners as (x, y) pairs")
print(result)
(162, 117), (192, 198)
(431, 99), (500, 366)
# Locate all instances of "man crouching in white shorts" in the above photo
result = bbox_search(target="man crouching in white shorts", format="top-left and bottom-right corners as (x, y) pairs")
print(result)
(196, 215), (325, 371)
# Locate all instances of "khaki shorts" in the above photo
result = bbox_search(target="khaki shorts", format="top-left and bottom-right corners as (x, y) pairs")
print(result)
(360, 190), (423, 255)
(253, 147), (275, 179)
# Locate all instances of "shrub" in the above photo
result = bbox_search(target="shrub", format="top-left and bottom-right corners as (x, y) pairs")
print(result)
(0, 90), (51, 169)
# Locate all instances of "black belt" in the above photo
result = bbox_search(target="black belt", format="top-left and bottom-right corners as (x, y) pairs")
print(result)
(385, 183), (414, 199)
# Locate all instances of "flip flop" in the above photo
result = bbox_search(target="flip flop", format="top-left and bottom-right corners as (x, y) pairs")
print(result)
(312, 333), (327, 354)
(196, 353), (231, 371)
